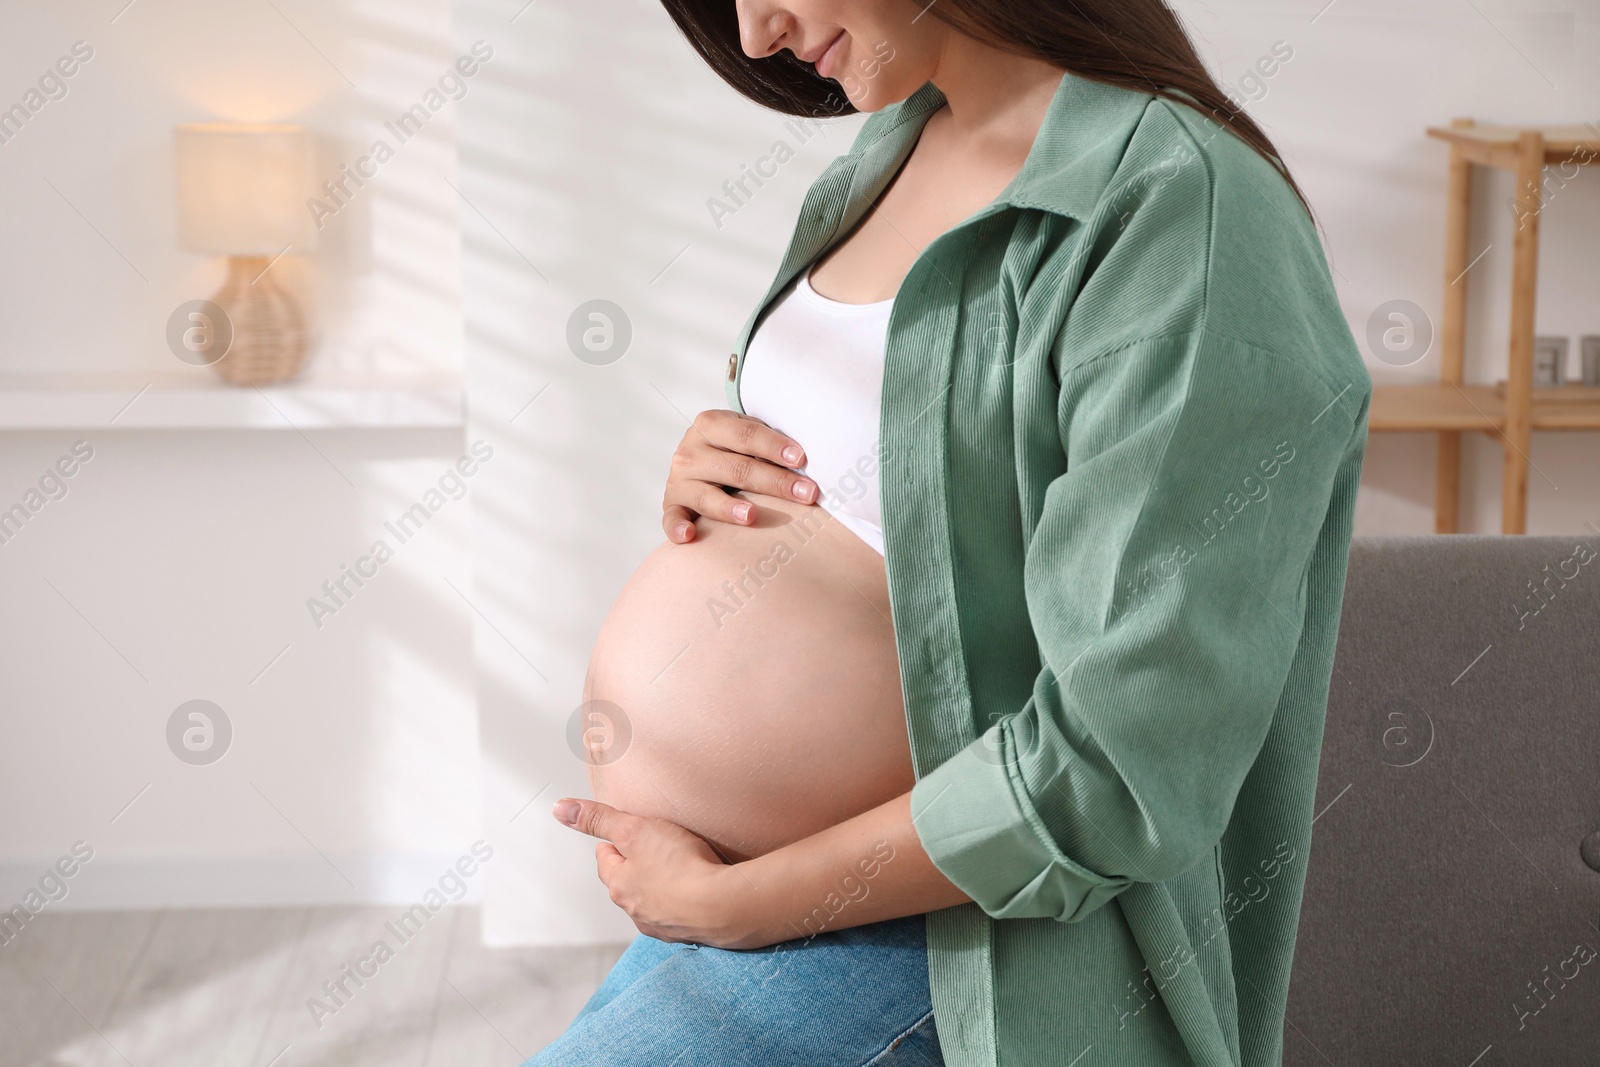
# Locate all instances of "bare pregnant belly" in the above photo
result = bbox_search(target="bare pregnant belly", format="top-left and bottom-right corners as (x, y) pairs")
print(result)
(583, 491), (912, 862)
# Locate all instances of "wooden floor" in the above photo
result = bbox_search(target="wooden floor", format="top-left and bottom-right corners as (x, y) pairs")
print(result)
(0, 906), (626, 1067)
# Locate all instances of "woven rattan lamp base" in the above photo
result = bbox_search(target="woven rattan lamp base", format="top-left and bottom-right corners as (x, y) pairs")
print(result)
(209, 255), (311, 386)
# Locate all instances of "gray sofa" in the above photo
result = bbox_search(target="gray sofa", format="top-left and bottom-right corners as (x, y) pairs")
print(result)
(1287, 535), (1600, 1064)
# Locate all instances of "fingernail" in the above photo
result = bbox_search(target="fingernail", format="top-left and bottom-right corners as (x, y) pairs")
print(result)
(791, 481), (814, 503)
(782, 445), (803, 465)
(674, 521), (691, 541)
(552, 799), (580, 825)
(733, 502), (752, 523)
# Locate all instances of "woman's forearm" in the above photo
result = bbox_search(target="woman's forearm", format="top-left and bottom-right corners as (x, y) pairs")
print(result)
(727, 790), (974, 946)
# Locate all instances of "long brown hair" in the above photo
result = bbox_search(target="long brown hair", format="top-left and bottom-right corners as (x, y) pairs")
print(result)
(658, 0), (1311, 217)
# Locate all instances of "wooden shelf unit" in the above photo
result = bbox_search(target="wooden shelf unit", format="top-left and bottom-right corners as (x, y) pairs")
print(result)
(1370, 383), (1600, 433)
(1369, 119), (1600, 534)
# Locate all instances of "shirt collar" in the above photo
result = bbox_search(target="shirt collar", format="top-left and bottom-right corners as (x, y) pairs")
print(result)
(842, 68), (1156, 224)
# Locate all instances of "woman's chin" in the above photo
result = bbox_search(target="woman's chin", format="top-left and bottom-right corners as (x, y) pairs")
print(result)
(839, 80), (907, 113)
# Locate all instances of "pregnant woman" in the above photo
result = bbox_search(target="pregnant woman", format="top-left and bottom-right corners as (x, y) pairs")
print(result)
(532, 1), (1370, 1065)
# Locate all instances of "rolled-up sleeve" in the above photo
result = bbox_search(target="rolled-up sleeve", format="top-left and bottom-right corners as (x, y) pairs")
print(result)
(910, 327), (1363, 923)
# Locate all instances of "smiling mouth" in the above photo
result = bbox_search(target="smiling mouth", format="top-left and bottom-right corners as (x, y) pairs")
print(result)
(812, 31), (846, 79)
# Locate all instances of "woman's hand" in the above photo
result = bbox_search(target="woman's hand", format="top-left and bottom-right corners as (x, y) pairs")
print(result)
(662, 410), (820, 544)
(555, 792), (974, 952)
(553, 797), (759, 948)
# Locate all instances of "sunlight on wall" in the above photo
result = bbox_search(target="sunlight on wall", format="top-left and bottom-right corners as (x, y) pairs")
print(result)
(0, 0), (479, 910)
(0, 0), (465, 382)
(455, 0), (873, 945)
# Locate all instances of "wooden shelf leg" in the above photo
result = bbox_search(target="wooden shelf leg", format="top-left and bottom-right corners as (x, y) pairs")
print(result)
(1501, 130), (1544, 535)
(1436, 433), (1461, 531)
(1437, 121), (1474, 534)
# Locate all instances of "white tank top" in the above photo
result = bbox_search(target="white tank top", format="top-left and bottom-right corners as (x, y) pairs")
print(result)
(739, 264), (895, 556)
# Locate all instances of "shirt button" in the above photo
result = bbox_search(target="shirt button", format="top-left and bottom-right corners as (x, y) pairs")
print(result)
(726, 353), (738, 382)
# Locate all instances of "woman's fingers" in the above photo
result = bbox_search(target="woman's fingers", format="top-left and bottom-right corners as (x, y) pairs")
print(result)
(659, 410), (833, 539)
(662, 481), (753, 530)
(661, 411), (820, 536)
(694, 409), (806, 471)
(709, 449), (818, 504)
(595, 840), (625, 882)
(662, 504), (697, 544)
(594, 841), (632, 911)
(554, 798), (639, 848)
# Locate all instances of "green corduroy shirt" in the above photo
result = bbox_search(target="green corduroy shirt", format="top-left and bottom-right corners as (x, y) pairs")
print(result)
(723, 70), (1371, 1067)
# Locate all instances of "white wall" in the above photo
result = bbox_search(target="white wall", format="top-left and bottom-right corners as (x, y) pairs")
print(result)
(0, 430), (482, 906)
(452, 0), (873, 945)
(0, 0), (466, 380)
(0, 0), (483, 907)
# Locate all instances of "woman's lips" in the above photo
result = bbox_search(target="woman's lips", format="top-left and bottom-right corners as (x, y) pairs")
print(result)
(815, 30), (846, 80)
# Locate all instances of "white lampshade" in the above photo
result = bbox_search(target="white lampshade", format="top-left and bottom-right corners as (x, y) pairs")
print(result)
(175, 123), (315, 255)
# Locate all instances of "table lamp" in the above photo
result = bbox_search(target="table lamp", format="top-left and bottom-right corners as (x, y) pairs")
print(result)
(175, 123), (315, 385)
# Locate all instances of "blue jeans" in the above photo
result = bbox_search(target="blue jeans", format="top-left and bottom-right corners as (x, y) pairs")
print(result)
(526, 914), (944, 1066)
